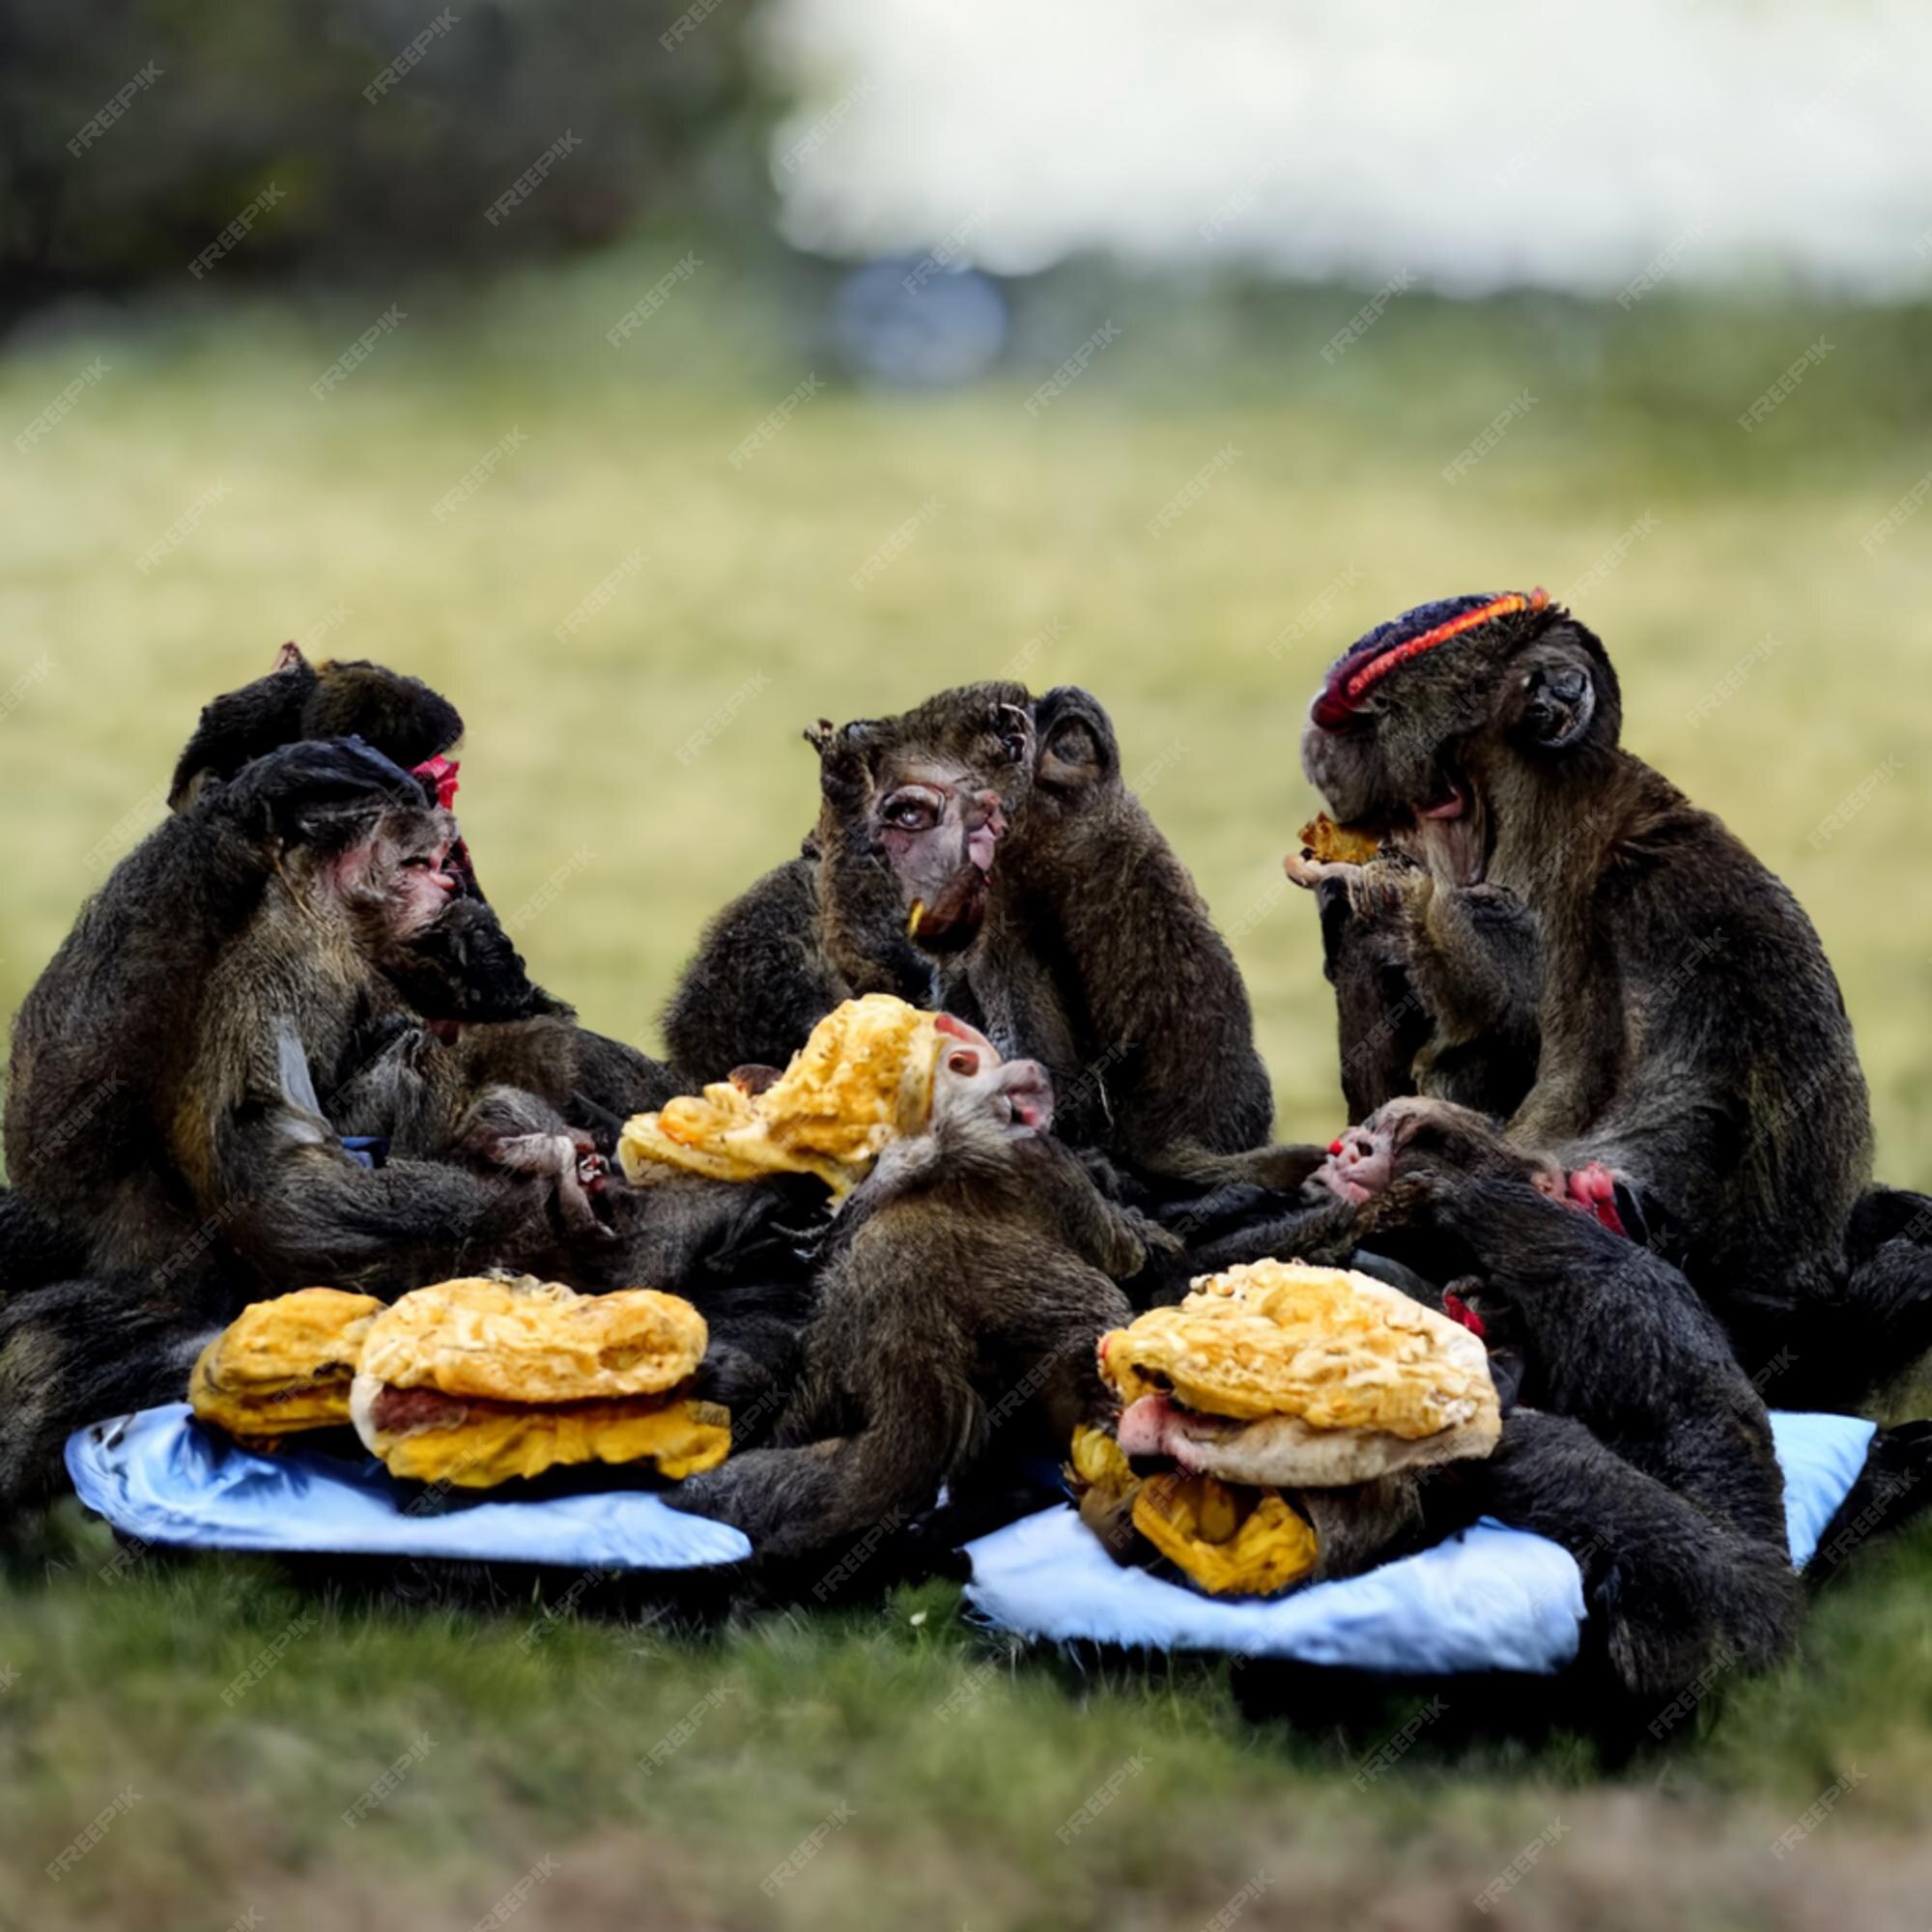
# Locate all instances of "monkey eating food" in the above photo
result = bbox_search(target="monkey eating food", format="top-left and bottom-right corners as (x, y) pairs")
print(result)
(1292, 588), (1932, 1406)
(0, 739), (622, 1509)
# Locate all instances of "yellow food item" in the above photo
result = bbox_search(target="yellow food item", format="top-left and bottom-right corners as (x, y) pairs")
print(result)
(1101, 1260), (1496, 1441)
(189, 1288), (383, 1449)
(356, 1276), (707, 1405)
(1069, 1422), (1135, 1493)
(1130, 1471), (1320, 1599)
(617, 993), (945, 1202)
(349, 1384), (731, 1489)
(1297, 812), (1381, 866)
(349, 1276), (727, 1489)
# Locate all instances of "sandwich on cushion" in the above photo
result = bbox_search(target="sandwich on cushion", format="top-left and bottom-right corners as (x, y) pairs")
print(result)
(189, 1288), (384, 1451)
(349, 1276), (728, 1489)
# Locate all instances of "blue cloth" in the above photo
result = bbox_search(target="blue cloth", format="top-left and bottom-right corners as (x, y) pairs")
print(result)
(963, 1410), (1877, 1675)
(65, 1404), (752, 1571)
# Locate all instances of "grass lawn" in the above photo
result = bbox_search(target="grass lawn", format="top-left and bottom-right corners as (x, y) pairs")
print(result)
(4, 239), (1932, 1928)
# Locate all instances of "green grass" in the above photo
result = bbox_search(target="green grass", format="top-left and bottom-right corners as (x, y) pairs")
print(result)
(5, 238), (1932, 1928)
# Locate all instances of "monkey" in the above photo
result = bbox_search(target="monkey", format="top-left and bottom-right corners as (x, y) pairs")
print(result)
(170, 640), (556, 1024)
(0, 738), (614, 1509)
(668, 682), (1314, 1208)
(659, 682), (1036, 1084)
(668, 1024), (1151, 1566)
(1287, 588), (1932, 1406)
(166, 642), (675, 1134)
(1296, 1094), (1802, 1702)
(1288, 840), (1543, 1124)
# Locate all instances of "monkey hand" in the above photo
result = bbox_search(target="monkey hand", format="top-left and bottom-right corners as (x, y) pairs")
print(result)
(394, 897), (548, 1021)
(1350, 1168), (1459, 1237)
(1284, 846), (1422, 923)
(810, 719), (876, 821)
(213, 735), (421, 845)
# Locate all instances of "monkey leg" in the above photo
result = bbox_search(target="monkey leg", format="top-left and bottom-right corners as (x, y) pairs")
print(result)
(672, 1342), (979, 1563)
(0, 1269), (243, 1514)
(1435, 1408), (1802, 1704)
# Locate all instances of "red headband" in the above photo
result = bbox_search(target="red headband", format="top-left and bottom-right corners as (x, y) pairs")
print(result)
(1312, 587), (1548, 730)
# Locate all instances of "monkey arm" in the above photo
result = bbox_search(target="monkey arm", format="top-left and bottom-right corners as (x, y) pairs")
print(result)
(1299, 862), (1433, 1121)
(1404, 879), (1544, 1118)
(813, 810), (937, 1009)
(213, 1122), (576, 1299)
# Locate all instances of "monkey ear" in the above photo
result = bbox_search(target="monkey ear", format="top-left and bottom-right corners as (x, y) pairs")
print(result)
(273, 640), (307, 674)
(1510, 655), (1598, 753)
(1034, 687), (1119, 792)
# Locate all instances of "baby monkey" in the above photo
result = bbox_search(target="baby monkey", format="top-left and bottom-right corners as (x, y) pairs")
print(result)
(672, 1021), (1151, 1565)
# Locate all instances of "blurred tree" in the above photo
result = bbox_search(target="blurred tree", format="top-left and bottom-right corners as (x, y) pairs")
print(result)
(0, 0), (757, 304)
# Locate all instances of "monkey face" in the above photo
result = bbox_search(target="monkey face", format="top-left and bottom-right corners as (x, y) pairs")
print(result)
(1315, 1096), (1559, 1204)
(932, 1012), (1055, 1136)
(812, 684), (1035, 953)
(1300, 595), (1620, 887)
(326, 804), (462, 940)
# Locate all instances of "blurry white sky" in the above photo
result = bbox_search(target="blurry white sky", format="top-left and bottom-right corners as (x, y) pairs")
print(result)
(760, 0), (1932, 298)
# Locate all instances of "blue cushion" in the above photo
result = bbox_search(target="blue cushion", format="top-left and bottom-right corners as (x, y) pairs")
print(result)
(963, 1410), (1877, 1675)
(65, 1404), (752, 1571)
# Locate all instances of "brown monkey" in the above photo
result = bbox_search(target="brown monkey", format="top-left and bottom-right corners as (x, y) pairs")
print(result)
(938, 685), (1288, 1186)
(1299, 1094), (1802, 1701)
(1292, 589), (1919, 1403)
(168, 643), (675, 1130)
(670, 1025), (1146, 1563)
(0, 740), (608, 1507)
(677, 682), (1303, 1197)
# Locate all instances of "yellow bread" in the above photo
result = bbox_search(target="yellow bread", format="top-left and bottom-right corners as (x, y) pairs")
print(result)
(347, 1376), (730, 1488)
(189, 1288), (383, 1448)
(1100, 1259), (1498, 1443)
(618, 994), (944, 1201)
(1130, 1471), (1320, 1599)
(357, 1277), (708, 1404)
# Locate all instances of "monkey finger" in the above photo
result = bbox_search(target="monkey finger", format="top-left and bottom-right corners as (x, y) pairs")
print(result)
(1282, 848), (1358, 892)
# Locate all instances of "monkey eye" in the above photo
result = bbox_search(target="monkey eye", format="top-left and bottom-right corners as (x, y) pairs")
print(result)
(948, 1048), (980, 1076)
(401, 855), (437, 869)
(882, 791), (940, 832)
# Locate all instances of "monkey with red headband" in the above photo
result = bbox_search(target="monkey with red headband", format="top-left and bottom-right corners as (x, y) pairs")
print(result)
(1285, 588), (1932, 1412)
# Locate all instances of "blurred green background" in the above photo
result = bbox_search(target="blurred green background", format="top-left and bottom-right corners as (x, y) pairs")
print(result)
(6, 5), (1932, 1928)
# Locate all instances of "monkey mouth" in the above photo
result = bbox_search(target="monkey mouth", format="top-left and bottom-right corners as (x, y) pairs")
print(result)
(906, 862), (990, 953)
(996, 1063), (1055, 1135)
(1398, 773), (1491, 886)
